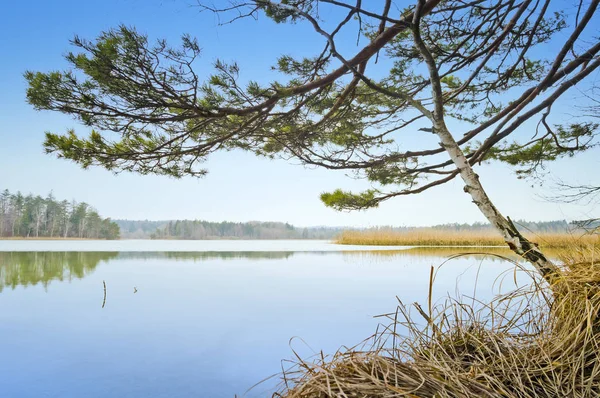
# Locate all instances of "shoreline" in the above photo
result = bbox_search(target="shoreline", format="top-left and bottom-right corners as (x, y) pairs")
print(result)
(0, 237), (104, 241)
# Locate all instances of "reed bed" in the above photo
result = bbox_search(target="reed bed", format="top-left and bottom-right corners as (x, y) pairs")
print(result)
(336, 229), (599, 248)
(275, 245), (600, 397)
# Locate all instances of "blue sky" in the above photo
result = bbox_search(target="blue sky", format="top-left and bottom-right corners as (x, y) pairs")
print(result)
(1, 0), (599, 226)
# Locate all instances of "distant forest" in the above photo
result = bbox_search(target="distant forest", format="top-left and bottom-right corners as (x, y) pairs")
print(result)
(115, 219), (584, 240)
(115, 219), (341, 240)
(0, 187), (587, 241)
(0, 189), (119, 239)
(378, 220), (579, 234)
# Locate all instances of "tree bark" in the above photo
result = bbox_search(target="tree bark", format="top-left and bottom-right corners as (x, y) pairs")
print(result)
(434, 122), (559, 280)
(410, 0), (559, 281)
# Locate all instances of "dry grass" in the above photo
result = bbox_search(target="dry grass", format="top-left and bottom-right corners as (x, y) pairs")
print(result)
(274, 245), (600, 397)
(336, 229), (600, 248)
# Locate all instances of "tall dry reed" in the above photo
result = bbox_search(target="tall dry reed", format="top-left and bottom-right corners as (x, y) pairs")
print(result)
(336, 229), (599, 248)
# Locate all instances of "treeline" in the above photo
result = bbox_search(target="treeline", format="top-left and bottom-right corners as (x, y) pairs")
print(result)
(115, 219), (341, 240)
(372, 220), (576, 234)
(0, 189), (119, 239)
(114, 218), (586, 240)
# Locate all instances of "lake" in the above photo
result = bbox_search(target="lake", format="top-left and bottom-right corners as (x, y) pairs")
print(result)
(0, 240), (529, 398)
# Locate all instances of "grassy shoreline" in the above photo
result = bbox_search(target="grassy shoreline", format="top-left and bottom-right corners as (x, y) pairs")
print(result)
(335, 230), (599, 248)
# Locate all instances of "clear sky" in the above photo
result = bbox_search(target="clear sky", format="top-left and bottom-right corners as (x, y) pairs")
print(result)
(1, 0), (599, 227)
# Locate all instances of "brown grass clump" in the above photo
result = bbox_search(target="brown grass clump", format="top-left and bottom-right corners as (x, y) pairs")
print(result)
(336, 229), (600, 248)
(275, 246), (600, 397)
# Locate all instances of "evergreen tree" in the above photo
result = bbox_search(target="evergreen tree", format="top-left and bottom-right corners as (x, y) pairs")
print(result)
(0, 189), (119, 239)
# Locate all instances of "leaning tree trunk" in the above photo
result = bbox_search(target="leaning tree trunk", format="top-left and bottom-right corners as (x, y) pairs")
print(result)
(434, 122), (559, 281)
(409, 1), (559, 282)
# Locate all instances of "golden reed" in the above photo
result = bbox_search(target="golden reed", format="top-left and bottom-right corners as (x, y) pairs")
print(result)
(335, 229), (599, 248)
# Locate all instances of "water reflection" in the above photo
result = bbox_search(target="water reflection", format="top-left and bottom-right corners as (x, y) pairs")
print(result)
(0, 247), (531, 398)
(341, 247), (517, 262)
(118, 248), (520, 262)
(0, 251), (118, 292)
(116, 251), (295, 261)
(0, 248), (527, 292)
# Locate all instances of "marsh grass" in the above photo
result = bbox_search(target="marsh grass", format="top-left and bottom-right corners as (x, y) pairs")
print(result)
(336, 229), (599, 248)
(275, 245), (600, 397)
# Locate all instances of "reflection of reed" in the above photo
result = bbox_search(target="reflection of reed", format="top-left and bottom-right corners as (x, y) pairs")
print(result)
(0, 252), (118, 292)
(339, 247), (514, 262)
(338, 247), (574, 264)
(402, 246), (514, 257)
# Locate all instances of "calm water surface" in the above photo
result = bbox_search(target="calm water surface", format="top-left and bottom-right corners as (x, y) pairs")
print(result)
(0, 240), (527, 397)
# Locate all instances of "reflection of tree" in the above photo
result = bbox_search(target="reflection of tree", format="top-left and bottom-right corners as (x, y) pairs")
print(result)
(1, 248), (553, 293)
(118, 249), (536, 263)
(115, 251), (295, 261)
(0, 252), (118, 292)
